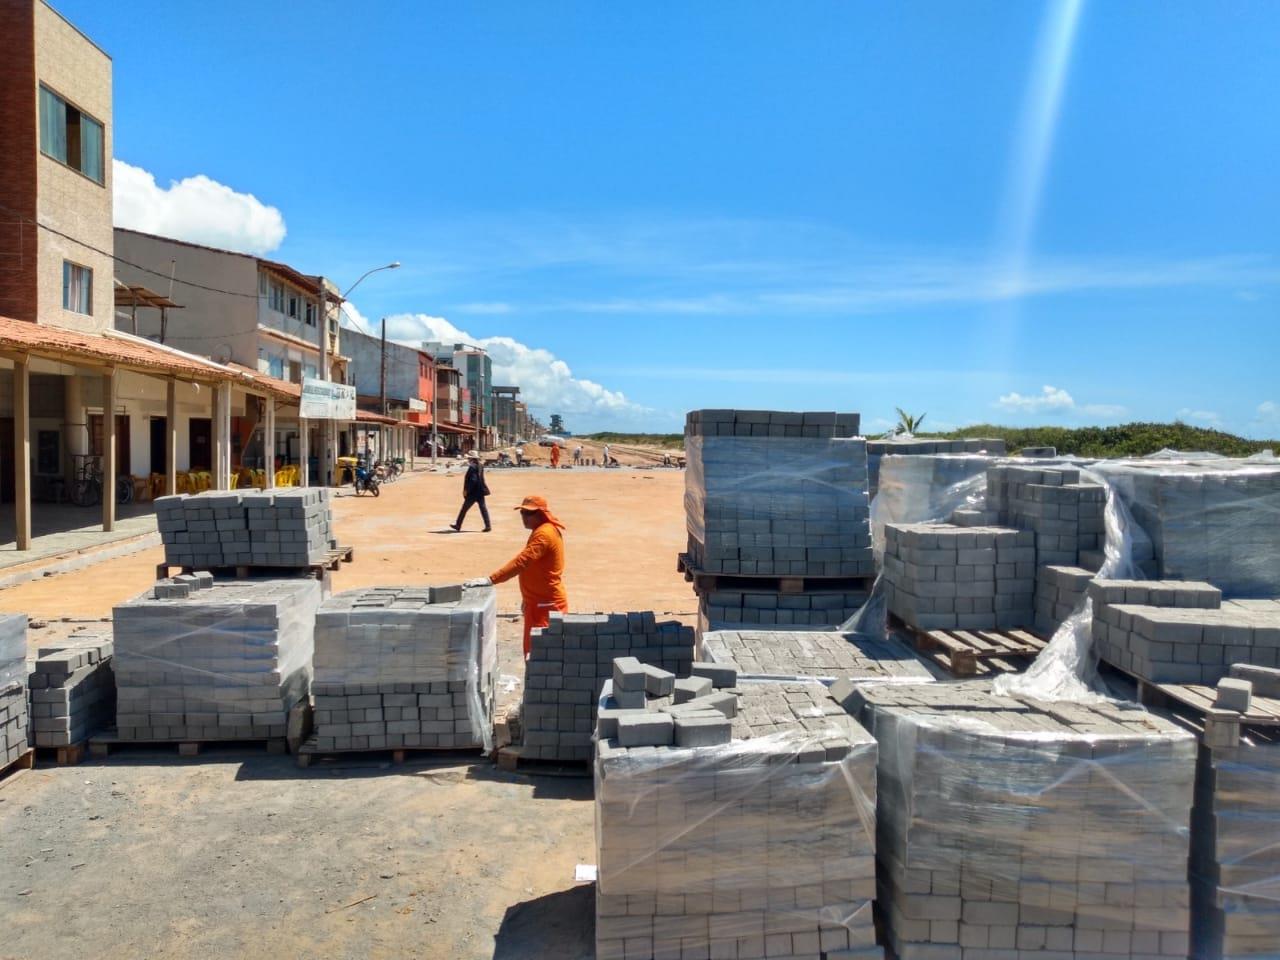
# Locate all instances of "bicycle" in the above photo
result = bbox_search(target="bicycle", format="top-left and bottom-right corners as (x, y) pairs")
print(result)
(69, 454), (133, 507)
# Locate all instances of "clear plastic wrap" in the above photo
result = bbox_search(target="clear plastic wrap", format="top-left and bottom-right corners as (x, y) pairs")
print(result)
(1192, 735), (1280, 960)
(0, 613), (28, 764)
(869, 453), (996, 559)
(998, 456), (1280, 701)
(0, 612), (26, 692)
(522, 612), (694, 762)
(866, 437), (1006, 500)
(1095, 458), (1280, 598)
(312, 585), (496, 752)
(845, 681), (1197, 960)
(684, 434), (874, 577)
(594, 680), (883, 960)
(111, 579), (321, 740)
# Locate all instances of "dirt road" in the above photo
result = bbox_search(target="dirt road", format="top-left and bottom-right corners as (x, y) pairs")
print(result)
(0, 466), (691, 960)
(0, 465), (693, 622)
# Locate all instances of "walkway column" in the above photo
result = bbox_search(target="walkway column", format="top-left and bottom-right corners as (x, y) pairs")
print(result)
(102, 369), (117, 532)
(220, 384), (233, 489)
(165, 378), (178, 496)
(299, 417), (309, 488)
(264, 397), (275, 489)
(13, 355), (31, 550)
(209, 384), (222, 490)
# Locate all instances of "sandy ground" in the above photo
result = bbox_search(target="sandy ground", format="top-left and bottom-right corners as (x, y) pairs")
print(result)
(0, 465), (691, 960)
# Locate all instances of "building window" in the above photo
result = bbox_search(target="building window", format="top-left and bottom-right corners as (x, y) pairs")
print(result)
(62, 261), (92, 315)
(304, 302), (316, 326)
(287, 293), (299, 319)
(268, 281), (285, 313)
(39, 86), (104, 184)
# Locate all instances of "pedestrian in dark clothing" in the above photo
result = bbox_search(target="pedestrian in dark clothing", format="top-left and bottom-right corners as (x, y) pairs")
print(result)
(451, 451), (492, 531)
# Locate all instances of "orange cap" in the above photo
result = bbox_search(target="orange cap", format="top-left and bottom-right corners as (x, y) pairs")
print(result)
(515, 494), (565, 530)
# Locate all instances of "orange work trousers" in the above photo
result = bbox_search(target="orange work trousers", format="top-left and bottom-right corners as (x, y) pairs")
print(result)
(523, 597), (570, 657)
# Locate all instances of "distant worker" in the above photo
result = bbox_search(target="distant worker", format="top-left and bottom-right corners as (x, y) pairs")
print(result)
(514, 443), (524, 467)
(574, 444), (583, 465)
(602, 443), (611, 466)
(449, 450), (491, 532)
(550, 443), (561, 469)
(465, 495), (568, 657)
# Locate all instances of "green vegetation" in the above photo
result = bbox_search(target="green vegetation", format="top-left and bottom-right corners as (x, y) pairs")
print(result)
(930, 422), (1277, 459)
(895, 408), (927, 434)
(580, 432), (685, 449)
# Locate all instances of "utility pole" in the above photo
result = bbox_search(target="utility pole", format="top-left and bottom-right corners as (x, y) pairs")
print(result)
(430, 364), (439, 468)
(380, 317), (388, 460)
(319, 284), (330, 486)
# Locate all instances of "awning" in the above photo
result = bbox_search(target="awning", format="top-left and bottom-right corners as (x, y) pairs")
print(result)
(228, 363), (302, 401)
(354, 409), (401, 426)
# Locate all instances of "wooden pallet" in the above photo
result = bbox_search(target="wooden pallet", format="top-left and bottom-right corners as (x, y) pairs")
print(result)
(88, 730), (288, 759)
(676, 553), (875, 597)
(0, 748), (35, 788)
(35, 740), (88, 766)
(494, 745), (591, 777)
(154, 544), (352, 582)
(893, 616), (1048, 677)
(294, 736), (485, 768)
(1103, 664), (1280, 747)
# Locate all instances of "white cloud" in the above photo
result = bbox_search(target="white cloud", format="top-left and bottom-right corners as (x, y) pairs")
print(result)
(344, 310), (649, 430)
(1258, 401), (1279, 418)
(996, 384), (1125, 419)
(453, 302), (513, 315)
(997, 385), (1076, 412)
(1177, 408), (1223, 427)
(113, 159), (286, 255)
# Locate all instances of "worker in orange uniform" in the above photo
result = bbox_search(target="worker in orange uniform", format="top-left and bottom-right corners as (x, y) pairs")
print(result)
(550, 444), (561, 469)
(464, 495), (568, 657)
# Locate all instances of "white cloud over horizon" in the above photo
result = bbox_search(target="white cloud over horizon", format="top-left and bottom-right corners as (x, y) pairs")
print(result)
(340, 307), (650, 430)
(996, 384), (1126, 418)
(113, 159), (287, 255)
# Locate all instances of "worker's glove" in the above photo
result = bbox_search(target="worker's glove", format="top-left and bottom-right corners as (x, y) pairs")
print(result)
(463, 577), (492, 588)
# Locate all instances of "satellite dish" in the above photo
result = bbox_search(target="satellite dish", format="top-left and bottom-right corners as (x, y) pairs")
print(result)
(214, 345), (232, 364)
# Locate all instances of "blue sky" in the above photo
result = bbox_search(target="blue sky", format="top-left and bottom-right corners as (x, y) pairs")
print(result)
(64, 0), (1279, 435)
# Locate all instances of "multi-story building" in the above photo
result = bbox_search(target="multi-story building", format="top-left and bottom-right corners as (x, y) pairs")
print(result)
(492, 386), (523, 444)
(0, 0), (265, 550)
(422, 341), (495, 450)
(112, 229), (399, 484)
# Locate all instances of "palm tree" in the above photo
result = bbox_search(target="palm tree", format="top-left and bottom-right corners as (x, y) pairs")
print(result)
(895, 408), (926, 435)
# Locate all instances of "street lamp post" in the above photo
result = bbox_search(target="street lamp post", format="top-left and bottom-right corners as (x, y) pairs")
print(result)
(322, 261), (400, 483)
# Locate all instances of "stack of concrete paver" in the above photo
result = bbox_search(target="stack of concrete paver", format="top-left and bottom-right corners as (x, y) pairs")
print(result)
(0, 614), (28, 766)
(28, 630), (114, 748)
(1101, 461), (1280, 598)
(699, 627), (932, 684)
(595, 661), (883, 960)
(155, 489), (334, 569)
(1191, 731), (1280, 960)
(521, 611), (693, 762)
(311, 585), (497, 752)
(697, 586), (870, 633)
(1034, 565), (1096, 635)
(883, 522), (1037, 631)
(112, 578), (320, 741)
(867, 438), (1006, 499)
(840, 681), (1196, 960)
(985, 464), (1106, 566)
(684, 409), (874, 578)
(1090, 580), (1280, 684)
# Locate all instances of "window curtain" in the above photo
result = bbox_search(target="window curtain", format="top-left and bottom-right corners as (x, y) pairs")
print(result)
(80, 115), (104, 183)
(39, 87), (67, 162)
(63, 262), (91, 314)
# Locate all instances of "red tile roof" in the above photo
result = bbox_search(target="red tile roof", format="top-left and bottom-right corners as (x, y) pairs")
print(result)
(0, 316), (235, 381)
(228, 362), (301, 400)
